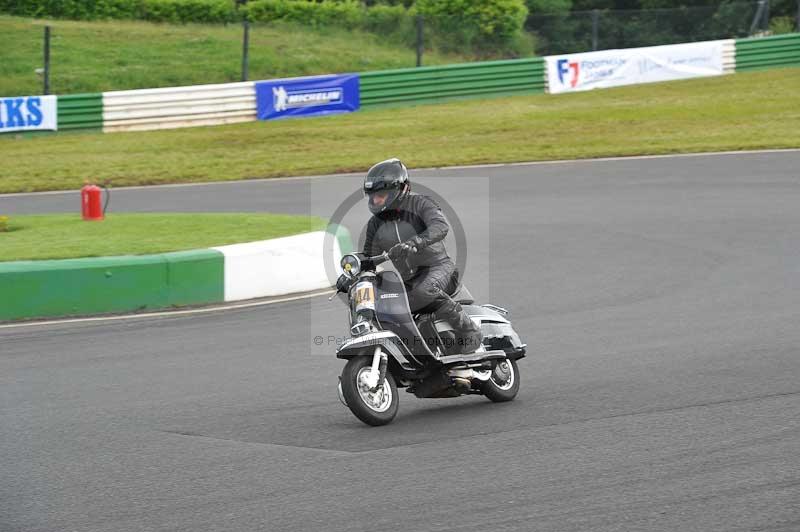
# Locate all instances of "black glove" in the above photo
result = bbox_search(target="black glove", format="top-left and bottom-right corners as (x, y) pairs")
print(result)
(389, 236), (427, 262)
(336, 274), (353, 293)
(408, 235), (426, 252)
(388, 241), (414, 262)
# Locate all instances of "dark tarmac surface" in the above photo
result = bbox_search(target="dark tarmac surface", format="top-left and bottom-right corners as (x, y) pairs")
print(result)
(2, 151), (799, 531)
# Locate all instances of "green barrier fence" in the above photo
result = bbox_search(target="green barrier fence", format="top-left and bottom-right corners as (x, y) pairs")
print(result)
(735, 33), (800, 72)
(0, 249), (224, 321)
(57, 93), (103, 131)
(359, 57), (546, 109)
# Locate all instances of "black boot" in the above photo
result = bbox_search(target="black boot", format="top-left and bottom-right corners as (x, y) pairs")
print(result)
(455, 309), (483, 354)
(435, 299), (483, 354)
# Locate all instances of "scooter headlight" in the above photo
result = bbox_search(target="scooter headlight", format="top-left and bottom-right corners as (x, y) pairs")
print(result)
(341, 254), (361, 278)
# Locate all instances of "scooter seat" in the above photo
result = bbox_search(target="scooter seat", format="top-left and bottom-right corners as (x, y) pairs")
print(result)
(412, 285), (473, 322)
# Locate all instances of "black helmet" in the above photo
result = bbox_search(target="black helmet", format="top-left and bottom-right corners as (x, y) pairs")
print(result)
(363, 158), (410, 215)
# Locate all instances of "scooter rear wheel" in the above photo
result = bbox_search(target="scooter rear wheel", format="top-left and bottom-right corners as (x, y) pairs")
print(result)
(340, 355), (399, 426)
(481, 358), (520, 402)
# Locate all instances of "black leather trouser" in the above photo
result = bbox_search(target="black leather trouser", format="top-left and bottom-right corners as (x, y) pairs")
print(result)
(405, 262), (482, 353)
(404, 261), (458, 315)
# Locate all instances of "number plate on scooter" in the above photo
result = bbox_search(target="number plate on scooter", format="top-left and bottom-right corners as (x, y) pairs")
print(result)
(353, 282), (375, 312)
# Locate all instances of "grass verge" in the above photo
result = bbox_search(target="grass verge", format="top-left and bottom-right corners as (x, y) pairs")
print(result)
(0, 15), (465, 95)
(0, 68), (798, 194)
(0, 213), (326, 261)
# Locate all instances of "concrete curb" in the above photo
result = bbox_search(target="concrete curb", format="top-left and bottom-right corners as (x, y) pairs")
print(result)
(0, 225), (352, 322)
(213, 225), (350, 302)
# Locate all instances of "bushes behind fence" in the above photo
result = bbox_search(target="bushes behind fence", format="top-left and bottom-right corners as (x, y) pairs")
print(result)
(0, 0), (531, 56)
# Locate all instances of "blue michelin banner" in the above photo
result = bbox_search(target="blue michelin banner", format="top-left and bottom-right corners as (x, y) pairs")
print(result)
(256, 74), (360, 120)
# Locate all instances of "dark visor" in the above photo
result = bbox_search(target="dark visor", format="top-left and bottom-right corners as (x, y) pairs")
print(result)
(367, 189), (400, 212)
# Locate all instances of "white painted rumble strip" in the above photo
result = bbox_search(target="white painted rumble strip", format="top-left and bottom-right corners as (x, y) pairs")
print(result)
(436, 148), (800, 171)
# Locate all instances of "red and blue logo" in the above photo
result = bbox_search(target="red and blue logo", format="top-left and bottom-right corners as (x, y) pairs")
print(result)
(556, 59), (580, 87)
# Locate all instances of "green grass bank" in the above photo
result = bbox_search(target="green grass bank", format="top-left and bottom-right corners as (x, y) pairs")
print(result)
(0, 68), (798, 194)
(0, 213), (326, 261)
(0, 15), (466, 95)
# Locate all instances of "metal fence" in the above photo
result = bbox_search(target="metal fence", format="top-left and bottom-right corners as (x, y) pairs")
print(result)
(527, 1), (779, 56)
(2, 1), (798, 98)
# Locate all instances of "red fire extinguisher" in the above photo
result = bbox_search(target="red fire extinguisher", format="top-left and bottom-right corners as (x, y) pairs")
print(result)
(81, 184), (106, 221)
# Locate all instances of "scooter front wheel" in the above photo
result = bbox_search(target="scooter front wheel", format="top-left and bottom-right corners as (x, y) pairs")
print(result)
(340, 355), (399, 426)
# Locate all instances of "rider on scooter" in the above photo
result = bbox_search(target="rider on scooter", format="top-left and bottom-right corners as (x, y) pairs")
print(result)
(358, 158), (482, 354)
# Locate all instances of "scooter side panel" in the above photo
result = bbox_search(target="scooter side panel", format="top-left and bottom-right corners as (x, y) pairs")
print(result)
(374, 271), (438, 361)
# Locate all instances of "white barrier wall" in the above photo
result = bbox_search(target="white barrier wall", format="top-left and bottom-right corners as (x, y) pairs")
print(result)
(103, 81), (256, 132)
(722, 41), (736, 73)
(213, 231), (343, 301)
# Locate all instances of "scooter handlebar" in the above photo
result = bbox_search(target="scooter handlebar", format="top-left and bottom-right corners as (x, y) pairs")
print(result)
(367, 252), (390, 266)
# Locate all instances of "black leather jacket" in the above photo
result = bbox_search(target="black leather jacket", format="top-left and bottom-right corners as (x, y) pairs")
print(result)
(363, 192), (453, 280)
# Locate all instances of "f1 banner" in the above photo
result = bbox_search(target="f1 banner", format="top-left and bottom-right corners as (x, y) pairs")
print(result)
(546, 41), (725, 94)
(0, 95), (57, 132)
(256, 74), (359, 120)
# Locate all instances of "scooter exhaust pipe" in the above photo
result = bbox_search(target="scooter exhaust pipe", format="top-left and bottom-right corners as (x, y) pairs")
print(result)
(452, 377), (472, 393)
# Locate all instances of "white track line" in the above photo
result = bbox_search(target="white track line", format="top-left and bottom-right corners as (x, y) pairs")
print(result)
(0, 289), (332, 330)
(1, 148), (798, 199)
(434, 148), (800, 171)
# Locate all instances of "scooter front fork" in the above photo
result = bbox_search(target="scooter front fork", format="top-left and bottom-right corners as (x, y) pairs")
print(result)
(366, 345), (388, 391)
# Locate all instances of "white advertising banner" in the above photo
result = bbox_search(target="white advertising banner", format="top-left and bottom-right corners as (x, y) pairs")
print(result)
(0, 95), (57, 132)
(546, 41), (725, 94)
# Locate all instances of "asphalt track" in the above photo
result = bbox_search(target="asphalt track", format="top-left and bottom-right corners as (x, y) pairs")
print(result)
(2, 151), (800, 532)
